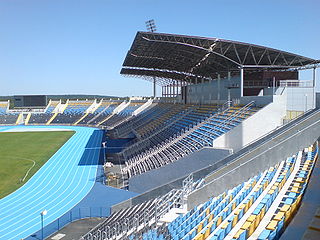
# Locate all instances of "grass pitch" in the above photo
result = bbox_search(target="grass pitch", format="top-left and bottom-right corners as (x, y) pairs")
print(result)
(0, 131), (74, 199)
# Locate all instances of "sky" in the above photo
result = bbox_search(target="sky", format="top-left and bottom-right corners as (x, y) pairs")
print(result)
(0, 0), (319, 97)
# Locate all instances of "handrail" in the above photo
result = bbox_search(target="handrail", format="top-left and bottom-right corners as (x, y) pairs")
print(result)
(217, 101), (255, 131)
(201, 107), (320, 185)
(121, 106), (195, 159)
(123, 102), (255, 175)
(80, 184), (187, 240)
(123, 102), (256, 175)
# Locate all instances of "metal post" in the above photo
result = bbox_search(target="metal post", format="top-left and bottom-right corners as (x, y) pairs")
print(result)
(40, 210), (47, 240)
(313, 67), (316, 109)
(228, 71), (231, 107)
(41, 214), (44, 240)
(171, 84), (174, 97)
(153, 77), (156, 98)
(102, 142), (106, 164)
(217, 74), (221, 101)
(273, 77), (276, 95)
(240, 67), (244, 97)
(176, 80), (178, 96)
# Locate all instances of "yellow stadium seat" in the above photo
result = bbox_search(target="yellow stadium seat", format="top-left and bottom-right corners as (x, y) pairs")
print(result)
(197, 222), (203, 233)
(232, 215), (238, 227)
(290, 187), (300, 193)
(241, 221), (255, 237)
(204, 227), (211, 238)
(233, 229), (246, 239)
(217, 216), (222, 226)
(273, 211), (285, 221)
(266, 220), (278, 231)
(206, 208), (210, 216)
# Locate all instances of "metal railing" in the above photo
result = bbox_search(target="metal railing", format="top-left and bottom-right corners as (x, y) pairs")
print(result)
(279, 79), (313, 88)
(80, 173), (196, 240)
(123, 101), (256, 177)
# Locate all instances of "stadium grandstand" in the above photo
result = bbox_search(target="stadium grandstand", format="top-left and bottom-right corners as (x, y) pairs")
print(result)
(0, 30), (320, 240)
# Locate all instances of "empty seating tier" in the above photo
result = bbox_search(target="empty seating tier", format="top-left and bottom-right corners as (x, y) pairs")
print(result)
(51, 100), (94, 124)
(123, 103), (258, 178)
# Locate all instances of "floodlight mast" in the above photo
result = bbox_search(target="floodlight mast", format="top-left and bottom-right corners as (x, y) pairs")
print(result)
(145, 19), (157, 98)
(145, 19), (157, 33)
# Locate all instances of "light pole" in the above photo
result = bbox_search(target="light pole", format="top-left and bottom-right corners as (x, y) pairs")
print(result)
(40, 210), (47, 240)
(102, 142), (106, 164)
(145, 19), (157, 97)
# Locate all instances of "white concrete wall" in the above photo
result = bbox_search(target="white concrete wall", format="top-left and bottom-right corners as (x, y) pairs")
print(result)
(113, 101), (129, 114)
(212, 93), (287, 152)
(133, 98), (153, 116)
(178, 76), (241, 104)
(264, 86), (315, 112)
(286, 87), (315, 111)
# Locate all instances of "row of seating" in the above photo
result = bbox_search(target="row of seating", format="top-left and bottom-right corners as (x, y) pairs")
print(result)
(133, 104), (193, 139)
(45, 100), (60, 114)
(134, 144), (318, 240)
(123, 104), (257, 178)
(28, 113), (54, 124)
(79, 143), (318, 240)
(81, 188), (186, 240)
(64, 100), (94, 114)
(87, 102), (121, 125)
(0, 101), (9, 114)
(120, 104), (219, 163)
(78, 101), (119, 125)
(0, 114), (19, 125)
(110, 103), (165, 138)
(99, 101), (150, 128)
(51, 100), (94, 124)
(255, 145), (318, 240)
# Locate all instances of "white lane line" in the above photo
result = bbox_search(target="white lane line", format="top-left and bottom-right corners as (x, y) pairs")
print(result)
(0, 127), (102, 239)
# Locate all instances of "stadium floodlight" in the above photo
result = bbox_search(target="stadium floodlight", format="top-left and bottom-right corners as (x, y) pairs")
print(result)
(40, 210), (48, 240)
(145, 19), (157, 97)
(145, 19), (157, 32)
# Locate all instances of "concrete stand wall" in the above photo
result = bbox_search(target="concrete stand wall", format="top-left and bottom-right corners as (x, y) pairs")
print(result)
(212, 94), (286, 152)
(187, 108), (320, 210)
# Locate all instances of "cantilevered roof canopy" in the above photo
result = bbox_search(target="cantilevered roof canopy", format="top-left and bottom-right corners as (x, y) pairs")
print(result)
(121, 31), (319, 86)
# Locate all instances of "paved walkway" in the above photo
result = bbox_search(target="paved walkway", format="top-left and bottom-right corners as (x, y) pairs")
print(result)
(47, 218), (105, 240)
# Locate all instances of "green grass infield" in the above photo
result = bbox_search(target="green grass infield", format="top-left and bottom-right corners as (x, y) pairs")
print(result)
(0, 131), (74, 199)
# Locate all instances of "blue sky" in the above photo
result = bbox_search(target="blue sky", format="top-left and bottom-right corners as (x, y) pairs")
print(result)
(0, 0), (319, 97)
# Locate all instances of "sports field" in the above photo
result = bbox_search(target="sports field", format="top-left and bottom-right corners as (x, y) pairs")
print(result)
(0, 131), (74, 199)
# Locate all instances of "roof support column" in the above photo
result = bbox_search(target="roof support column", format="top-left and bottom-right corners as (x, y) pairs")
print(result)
(313, 67), (317, 108)
(228, 71), (231, 106)
(313, 67), (317, 88)
(153, 77), (156, 98)
(217, 74), (221, 102)
(173, 81), (175, 97)
(175, 80), (178, 96)
(240, 66), (244, 97)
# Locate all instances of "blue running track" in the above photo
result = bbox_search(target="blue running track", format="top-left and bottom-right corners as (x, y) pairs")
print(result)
(0, 125), (103, 240)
